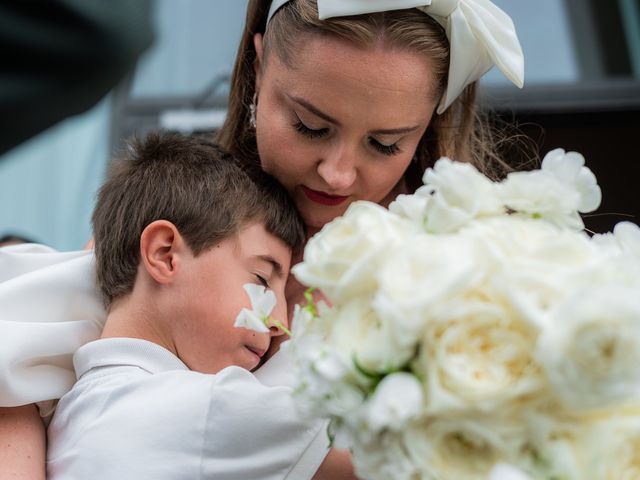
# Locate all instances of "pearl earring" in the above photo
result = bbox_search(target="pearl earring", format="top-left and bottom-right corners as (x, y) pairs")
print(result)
(249, 92), (257, 129)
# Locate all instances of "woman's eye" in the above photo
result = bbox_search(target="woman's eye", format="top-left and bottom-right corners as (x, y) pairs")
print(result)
(255, 274), (269, 288)
(369, 137), (401, 156)
(293, 118), (329, 139)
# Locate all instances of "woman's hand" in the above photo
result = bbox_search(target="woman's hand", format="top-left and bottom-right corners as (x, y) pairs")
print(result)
(313, 448), (359, 480)
(0, 405), (46, 480)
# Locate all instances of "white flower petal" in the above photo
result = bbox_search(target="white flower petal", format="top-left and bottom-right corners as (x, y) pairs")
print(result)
(489, 463), (532, 480)
(243, 283), (276, 318)
(234, 308), (269, 333)
(542, 148), (583, 181)
(575, 166), (601, 212)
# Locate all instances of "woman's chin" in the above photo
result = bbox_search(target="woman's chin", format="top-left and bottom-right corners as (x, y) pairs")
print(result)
(301, 208), (346, 233)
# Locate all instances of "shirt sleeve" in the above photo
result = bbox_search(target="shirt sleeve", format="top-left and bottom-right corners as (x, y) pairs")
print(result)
(0, 246), (105, 409)
(202, 366), (331, 480)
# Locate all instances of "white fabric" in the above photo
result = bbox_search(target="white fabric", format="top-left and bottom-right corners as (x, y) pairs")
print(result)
(47, 338), (330, 480)
(266, 0), (524, 113)
(0, 244), (105, 409)
(254, 345), (296, 387)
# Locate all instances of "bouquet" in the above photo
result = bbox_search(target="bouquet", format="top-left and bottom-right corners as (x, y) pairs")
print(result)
(286, 149), (640, 480)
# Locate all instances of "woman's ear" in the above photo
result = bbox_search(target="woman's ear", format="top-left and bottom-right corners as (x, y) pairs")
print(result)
(139, 220), (185, 285)
(253, 32), (264, 91)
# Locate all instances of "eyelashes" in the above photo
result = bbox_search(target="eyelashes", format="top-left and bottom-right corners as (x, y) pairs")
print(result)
(368, 138), (400, 156)
(292, 117), (401, 156)
(255, 274), (269, 288)
(293, 120), (328, 139)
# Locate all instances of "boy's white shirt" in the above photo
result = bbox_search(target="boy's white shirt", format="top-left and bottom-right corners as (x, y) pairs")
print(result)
(0, 244), (330, 478)
(48, 338), (329, 480)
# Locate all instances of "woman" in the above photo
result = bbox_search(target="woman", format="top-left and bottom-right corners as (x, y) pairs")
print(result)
(0, 0), (524, 478)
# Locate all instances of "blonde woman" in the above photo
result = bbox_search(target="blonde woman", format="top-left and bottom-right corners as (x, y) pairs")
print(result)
(0, 1), (524, 478)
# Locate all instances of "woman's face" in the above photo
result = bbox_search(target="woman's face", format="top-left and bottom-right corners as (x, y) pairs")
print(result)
(254, 33), (439, 230)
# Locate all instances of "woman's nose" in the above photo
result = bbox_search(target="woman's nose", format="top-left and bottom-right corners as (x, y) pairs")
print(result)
(316, 144), (357, 192)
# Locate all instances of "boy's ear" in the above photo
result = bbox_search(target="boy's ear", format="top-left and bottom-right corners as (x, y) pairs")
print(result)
(139, 220), (186, 285)
(253, 32), (264, 91)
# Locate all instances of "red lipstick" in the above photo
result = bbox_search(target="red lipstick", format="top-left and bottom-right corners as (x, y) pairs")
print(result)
(302, 186), (349, 206)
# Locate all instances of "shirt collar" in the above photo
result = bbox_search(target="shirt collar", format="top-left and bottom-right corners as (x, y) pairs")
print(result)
(74, 337), (189, 379)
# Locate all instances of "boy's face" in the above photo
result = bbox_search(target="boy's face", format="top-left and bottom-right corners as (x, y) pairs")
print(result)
(170, 222), (292, 373)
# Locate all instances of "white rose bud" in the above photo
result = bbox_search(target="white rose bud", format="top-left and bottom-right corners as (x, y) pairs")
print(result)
(366, 373), (423, 432)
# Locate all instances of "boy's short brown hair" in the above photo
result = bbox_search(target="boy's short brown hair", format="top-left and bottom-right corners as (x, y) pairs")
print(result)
(92, 131), (304, 308)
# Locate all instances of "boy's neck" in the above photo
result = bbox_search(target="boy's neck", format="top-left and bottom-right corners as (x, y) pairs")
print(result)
(101, 294), (176, 356)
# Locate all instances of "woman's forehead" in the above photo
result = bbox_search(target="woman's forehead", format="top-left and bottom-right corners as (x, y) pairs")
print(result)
(264, 35), (439, 126)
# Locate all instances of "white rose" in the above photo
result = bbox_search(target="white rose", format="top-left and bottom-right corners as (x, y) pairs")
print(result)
(292, 342), (365, 420)
(373, 233), (482, 347)
(590, 222), (640, 289)
(292, 201), (410, 304)
(388, 185), (431, 225)
(498, 149), (601, 229)
(289, 304), (360, 418)
(585, 415), (640, 480)
(518, 411), (587, 479)
(291, 298), (416, 421)
(422, 157), (503, 233)
(329, 298), (416, 374)
(350, 430), (418, 480)
(537, 285), (640, 410)
(403, 415), (523, 479)
(365, 372), (424, 432)
(417, 292), (543, 414)
(463, 216), (597, 330)
(612, 221), (640, 258)
(540, 148), (601, 213)
(498, 169), (584, 229)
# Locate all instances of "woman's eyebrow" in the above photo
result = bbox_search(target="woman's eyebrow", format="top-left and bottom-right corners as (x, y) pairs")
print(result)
(288, 95), (340, 126)
(288, 94), (419, 135)
(255, 255), (284, 278)
(370, 125), (420, 136)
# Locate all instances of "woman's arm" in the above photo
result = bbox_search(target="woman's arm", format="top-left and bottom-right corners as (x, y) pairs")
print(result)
(313, 449), (359, 480)
(0, 405), (46, 480)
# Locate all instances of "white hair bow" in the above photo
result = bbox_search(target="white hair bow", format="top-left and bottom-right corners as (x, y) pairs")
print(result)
(267, 0), (524, 114)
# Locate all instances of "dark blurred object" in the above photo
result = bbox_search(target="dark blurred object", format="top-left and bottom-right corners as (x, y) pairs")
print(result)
(0, 234), (36, 247)
(0, 0), (154, 156)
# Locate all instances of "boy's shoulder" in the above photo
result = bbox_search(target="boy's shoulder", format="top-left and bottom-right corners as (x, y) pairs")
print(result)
(48, 338), (266, 472)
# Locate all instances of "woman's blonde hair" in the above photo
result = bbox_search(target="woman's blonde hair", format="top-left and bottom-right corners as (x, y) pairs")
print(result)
(216, 0), (515, 190)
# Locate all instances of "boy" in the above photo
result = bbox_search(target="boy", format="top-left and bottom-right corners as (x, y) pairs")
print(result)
(46, 132), (329, 479)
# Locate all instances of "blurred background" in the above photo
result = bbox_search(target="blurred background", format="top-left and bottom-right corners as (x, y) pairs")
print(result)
(1, 0), (638, 250)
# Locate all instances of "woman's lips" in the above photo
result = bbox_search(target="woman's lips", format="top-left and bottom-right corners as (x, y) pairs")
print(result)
(302, 186), (349, 206)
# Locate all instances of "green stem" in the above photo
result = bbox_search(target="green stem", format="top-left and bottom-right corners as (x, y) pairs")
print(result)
(266, 317), (292, 337)
(274, 320), (292, 337)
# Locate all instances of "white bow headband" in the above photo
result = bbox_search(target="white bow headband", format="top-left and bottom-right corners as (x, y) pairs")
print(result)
(266, 0), (524, 114)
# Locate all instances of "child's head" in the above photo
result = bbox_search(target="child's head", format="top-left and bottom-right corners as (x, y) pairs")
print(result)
(92, 131), (305, 372)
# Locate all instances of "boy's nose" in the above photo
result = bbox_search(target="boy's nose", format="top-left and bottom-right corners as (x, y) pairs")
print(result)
(269, 324), (287, 337)
(267, 306), (289, 337)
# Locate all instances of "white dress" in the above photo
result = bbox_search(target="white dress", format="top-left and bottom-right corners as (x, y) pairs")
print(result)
(0, 244), (104, 415)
